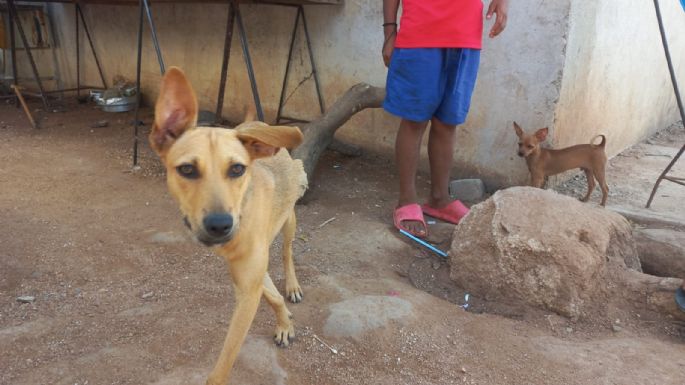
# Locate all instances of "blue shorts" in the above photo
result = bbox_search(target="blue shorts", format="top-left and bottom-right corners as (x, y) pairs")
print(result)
(384, 48), (480, 125)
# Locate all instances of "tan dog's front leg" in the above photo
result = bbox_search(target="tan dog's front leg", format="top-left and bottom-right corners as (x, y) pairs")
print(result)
(282, 210), (303, 303)
(206, 259), (265, 385)
(263, 273), (295, 346)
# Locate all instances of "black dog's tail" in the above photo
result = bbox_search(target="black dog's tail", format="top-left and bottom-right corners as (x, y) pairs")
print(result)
(591, 134), (606, 147)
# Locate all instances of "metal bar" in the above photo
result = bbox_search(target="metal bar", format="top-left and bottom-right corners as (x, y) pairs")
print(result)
(278, 116), (309, 124)
(43, 86), (105, 94)
(663, 176), (685, 186)
(76, 3), (80, 98)
(8, 0), (49, 109)
(276, 5), (300, 123)
(646, 0), (685, 208)
(234, 2), (264, 121)
(143, 0), (165, 74)
(215, 3), (235, 124)
(11, 85), (38, 129)
(77, 4), (108, 89)
(8, 1), (19, 108)
(132, 0), (144, 167)
(301, 5), (324, 114)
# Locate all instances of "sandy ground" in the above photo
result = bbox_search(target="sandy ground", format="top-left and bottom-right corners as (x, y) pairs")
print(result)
(1, 101), (684, 385)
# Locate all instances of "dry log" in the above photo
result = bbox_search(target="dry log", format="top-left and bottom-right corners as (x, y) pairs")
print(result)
(292, 83), (385, 177)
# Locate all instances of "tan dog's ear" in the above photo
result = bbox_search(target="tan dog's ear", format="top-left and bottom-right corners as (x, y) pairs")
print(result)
(535, 127), (549, 142)
(236, 123), (304, 160)
(149, 67), (198, 156)
(513, 122), (524, 138)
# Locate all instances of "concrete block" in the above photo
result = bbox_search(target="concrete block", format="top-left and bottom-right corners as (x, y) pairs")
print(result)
(449, 179), (485, 202)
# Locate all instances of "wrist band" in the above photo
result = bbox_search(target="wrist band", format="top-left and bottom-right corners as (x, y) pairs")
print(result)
(382, 22), (397, 27)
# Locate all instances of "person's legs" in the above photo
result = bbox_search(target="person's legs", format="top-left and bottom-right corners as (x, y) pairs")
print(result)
(384, 48), (443, 236)
(395, 118), (428, 235)
(427, 117), (456, 209)
(422, 48), (479, 216)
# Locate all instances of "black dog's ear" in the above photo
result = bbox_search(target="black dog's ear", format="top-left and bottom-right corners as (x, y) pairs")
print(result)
(149, 67), (198, 157)
(513, 122), (524, 138)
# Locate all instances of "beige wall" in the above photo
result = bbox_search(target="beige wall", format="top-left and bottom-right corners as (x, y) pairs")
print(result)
(13, 0), (685, 189)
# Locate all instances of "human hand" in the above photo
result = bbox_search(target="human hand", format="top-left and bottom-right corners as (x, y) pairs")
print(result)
(486, 0), (508, 38)
(382, 27), (397, 67)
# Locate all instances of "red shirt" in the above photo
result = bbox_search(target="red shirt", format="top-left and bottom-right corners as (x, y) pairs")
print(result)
(395, 0), (484, 49)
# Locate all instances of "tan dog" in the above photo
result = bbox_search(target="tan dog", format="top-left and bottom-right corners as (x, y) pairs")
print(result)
(513, 122), (609, 206)
(149, 67), (307, 385)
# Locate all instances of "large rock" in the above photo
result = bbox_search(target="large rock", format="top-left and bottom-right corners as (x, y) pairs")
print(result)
(449, 187), (641, 319)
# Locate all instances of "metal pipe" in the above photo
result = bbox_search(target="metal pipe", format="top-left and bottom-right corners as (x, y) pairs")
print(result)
(215, 3), (235, 124)
(8, 0), (19, 108)
(143, 0), (165, 74)
(8, 0), (49, 109)
(646, 0), (685, 208)
(132, 0), (145, 167)
(43, 86), (105, 94)
(77, 4), (108, 89)
(301, 6), (325, 114)
(76, 3), (80, 98)
(276, 5), (300, 123)
(234, 3), (264, 121)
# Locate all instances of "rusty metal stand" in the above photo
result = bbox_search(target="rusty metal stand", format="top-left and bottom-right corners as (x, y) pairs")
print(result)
(135, 1), (328, 164)
(645, 0), (685, 208)
(276, 4), (325, 124)
(1, 1), (107, 106)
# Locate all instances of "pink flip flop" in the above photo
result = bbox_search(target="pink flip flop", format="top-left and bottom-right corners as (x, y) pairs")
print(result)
(421, 200), (470, 225)
(393, 203), (428, 238)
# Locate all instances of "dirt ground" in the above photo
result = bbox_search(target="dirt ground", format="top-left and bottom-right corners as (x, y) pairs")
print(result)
(1, 101), (684, 385)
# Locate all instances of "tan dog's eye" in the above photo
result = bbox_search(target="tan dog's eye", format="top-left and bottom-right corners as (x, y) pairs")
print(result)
(527, 145), (534, 149)
(176, 163), (200, 179)
(228, 164), (246, 178)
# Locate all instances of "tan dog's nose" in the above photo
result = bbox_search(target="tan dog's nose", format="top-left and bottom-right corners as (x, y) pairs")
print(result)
(203, 213), (233, 238)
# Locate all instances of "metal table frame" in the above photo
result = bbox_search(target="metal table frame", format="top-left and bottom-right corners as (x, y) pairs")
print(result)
(1, 0), (107, 109)
(131, 0), (327, 166)
(645, 0), (685, 208)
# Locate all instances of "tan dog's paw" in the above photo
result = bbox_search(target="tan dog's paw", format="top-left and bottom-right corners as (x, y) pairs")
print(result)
(274, 321), (295, 347)
(286, 283), (303, 303)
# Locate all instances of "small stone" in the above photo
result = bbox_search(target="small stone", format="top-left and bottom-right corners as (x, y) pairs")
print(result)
(16, 296), (36, 303)
(91, 120), (109, 128)
(141, 291), (154, 299)
(432, 261), (442, 270)
(612, 325), (622, 332)
(449, 179), (485, 202)
(565, 327), (573, 333)
(460, 367), (467, 373)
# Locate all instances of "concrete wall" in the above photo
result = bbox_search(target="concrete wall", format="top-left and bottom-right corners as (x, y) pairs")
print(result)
(554, 0), (685, 155)
(12, 0), (685, 189)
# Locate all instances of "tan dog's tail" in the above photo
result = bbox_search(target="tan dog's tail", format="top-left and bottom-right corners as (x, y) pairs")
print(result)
(243, 104), (257, 123)
(591, 134), (606, 147)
